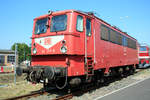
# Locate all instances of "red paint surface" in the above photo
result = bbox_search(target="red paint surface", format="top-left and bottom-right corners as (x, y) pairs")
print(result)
(138, 45), (150, 64)
(0, 67), (4, 72)
(139, 53), (149, 56)
(31, 10), (139, 76)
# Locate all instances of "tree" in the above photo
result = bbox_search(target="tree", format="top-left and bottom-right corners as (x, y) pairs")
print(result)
(11, 43), (31, 64)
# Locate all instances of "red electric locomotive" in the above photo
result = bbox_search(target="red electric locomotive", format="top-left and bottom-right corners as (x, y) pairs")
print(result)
(17, 10), (138, 89)
(138, 44), (150, 68)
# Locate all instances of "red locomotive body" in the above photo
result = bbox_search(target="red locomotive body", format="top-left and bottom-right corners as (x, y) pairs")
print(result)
(17, 10), (138, 89)
(138, 44), (150, 68)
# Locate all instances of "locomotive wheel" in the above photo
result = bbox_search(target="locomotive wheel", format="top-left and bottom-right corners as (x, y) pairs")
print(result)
(129, 67), (135, 75)
(16, 67), (23, 76)
(55, 77), (68, 89)
(43, 82), (48, 89)
(43, 83), (51, 90)
(29, 71), (36, 82)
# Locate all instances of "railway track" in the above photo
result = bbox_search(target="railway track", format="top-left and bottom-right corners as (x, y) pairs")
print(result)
(53, 69), (145, 100)
(4, 89), (50, 100)
(4, 69), (145, 100)
(53, 93), (73, 100)
(3, 82), (97, 100)
(53, 82), (100, 100)
(0, 71), (14, 74)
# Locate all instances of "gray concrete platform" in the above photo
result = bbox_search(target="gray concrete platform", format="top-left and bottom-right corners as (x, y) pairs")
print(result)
(96, 77), (150, 100)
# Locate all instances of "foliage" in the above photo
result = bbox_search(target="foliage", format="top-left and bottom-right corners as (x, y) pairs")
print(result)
(11, 43), (31, 63)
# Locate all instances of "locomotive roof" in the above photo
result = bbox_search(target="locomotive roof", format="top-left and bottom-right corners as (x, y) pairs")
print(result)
(139, 43), (150, 47)
(74, 10), (137, 41)
(0, 49), (15, 54)
(34, 9), (137, 41)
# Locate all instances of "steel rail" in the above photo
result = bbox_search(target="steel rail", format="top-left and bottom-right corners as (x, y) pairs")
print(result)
(4, 69), (145, 100)
(52, 69), (145, 100)
(4, 89), (50, 100)
(0, 71), (14, 74)
(53, 93), (73, 100)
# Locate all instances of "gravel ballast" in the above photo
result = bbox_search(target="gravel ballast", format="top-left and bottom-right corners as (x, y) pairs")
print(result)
(28, 68), (150, 100)
(73, 69), (150, 100)
(1, 69), (150, 100)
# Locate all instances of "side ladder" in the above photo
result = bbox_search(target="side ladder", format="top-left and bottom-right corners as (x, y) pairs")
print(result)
(86, 57), (94, 82)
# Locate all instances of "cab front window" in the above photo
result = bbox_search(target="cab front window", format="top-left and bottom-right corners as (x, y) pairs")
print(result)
(50, 14), (67, 32)
(140, 46), (147, 51)
(34, 18), (48, 34)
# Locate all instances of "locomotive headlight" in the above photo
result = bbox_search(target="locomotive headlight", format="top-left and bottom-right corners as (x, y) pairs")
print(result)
(60, 46), (67, 54)
(33, 48), (37, 54)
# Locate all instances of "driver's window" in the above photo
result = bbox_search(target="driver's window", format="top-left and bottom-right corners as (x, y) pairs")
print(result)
(86, 18), (91, 36)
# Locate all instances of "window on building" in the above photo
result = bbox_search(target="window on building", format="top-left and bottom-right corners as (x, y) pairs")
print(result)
(0, 55), (4, 65)
(76, 15), (83, 32)
(50, 14), (67, 32)
(86, 18), (91, 36)
(140, 46), (147, 51)
(7, 56), (15, 63)
(101, 24), (109, 41)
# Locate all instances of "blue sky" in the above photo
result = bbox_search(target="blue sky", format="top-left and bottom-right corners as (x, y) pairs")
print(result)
(0, 0), (150, 49)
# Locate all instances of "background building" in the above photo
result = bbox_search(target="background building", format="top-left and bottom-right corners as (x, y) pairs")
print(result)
(0, 49), (18, 66)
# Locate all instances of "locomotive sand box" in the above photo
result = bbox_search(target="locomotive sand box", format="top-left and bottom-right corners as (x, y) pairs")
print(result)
(16, 10), (138, 89)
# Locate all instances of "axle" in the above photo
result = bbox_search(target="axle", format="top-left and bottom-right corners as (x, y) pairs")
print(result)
(16, 66), (66, 83)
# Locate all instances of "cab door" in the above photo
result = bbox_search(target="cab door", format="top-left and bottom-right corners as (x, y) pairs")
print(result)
(85, 17), (95, 80)
(85, 18), (94, 60)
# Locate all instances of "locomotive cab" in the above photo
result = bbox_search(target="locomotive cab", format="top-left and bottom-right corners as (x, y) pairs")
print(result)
(138, 45), (150, 68)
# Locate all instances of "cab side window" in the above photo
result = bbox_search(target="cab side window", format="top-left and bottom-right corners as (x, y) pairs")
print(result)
(76, 15), (83, 32)
(86, 18), (91, 36)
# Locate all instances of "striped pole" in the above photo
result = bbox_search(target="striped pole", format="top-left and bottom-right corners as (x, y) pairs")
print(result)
(14, 44), (17, 85)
